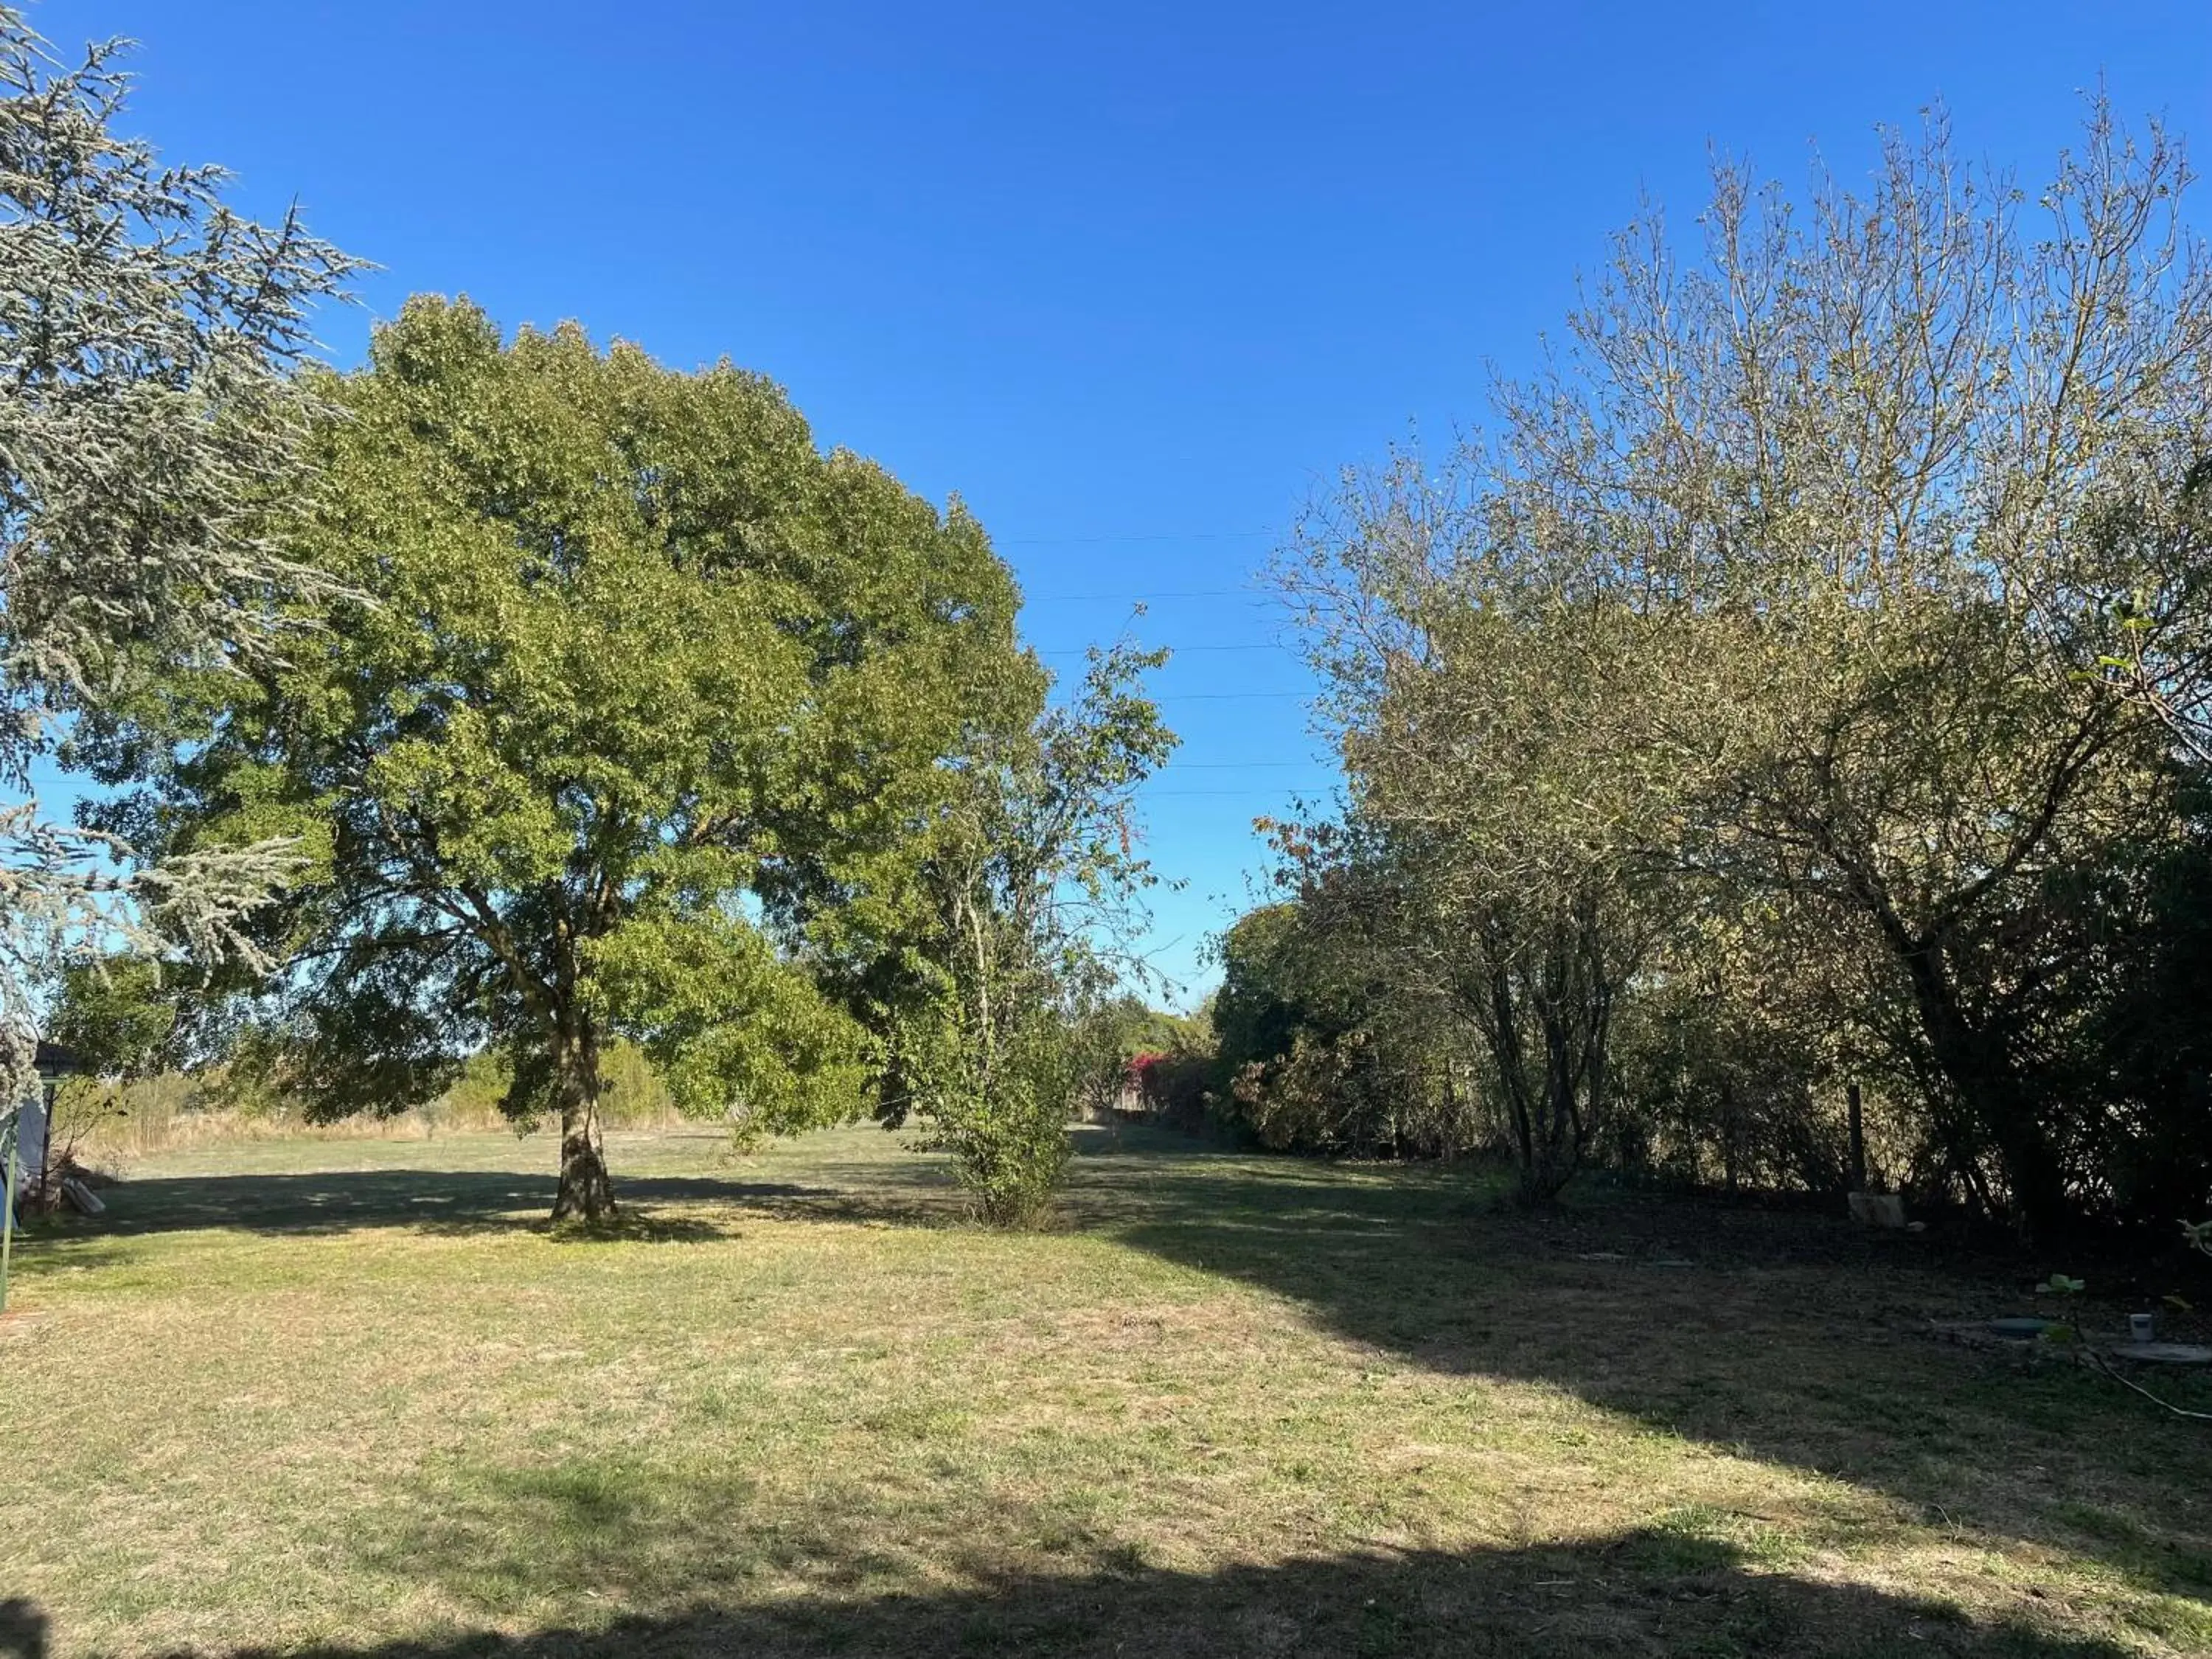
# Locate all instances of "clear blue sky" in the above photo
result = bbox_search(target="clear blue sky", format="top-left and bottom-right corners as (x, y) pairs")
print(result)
(32, 0), (2212, 1002)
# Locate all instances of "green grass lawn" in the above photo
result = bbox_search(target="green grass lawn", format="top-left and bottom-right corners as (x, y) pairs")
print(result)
(2, 1123), (2208, 1658)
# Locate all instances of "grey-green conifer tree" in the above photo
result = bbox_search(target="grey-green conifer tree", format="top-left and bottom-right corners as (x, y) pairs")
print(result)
(0, 10), (357, 1102)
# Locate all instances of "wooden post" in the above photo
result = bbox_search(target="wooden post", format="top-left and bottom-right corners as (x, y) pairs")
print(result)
(1847, 1080), (1867, 1193)
(1720, 1077), (1739, 1194)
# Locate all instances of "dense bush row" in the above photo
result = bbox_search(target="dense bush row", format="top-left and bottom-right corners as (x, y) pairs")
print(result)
(1197, 114), (2212, 1244)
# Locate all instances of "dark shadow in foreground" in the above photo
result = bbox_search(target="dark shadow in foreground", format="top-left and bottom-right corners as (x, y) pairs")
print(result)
(1059, 1130), (2212, 1610)
(0, 1601), (45, 1659)
(63, 1529), (2140, 1658)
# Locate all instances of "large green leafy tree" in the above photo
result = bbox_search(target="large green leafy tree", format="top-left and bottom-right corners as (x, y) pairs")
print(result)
(92, 297), (1036, 1219)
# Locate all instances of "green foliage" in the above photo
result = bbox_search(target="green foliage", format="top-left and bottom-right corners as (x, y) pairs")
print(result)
(91, 296), (1032, 1217)
(1210, 905), (1310, 1085)
(1601, 910), (1879, 1197)
(904, 1000), (1080, 1226)
(1090, 995), (1210, 1067)
(588, 908), (866, 1145)
(892, 644), (1176, 1222)
(1269, 543), (1677, 1196)
(1270, 102), (2212, 1233)
(1210, 895), (1480, 1160)
(2067, 776), (2212, 1229)
(1070, 995), (1211, 1122)
(1126, 1051), (1213, 1130)
(432, 1051), (517, 1133)
(44, 956), (177, 1080)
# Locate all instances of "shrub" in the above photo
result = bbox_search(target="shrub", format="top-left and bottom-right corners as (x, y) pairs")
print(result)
(908, 1004), (1080, 1227)
(1127, 1050), (1212, 1131)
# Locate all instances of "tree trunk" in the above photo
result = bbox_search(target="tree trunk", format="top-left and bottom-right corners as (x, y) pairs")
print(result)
(1891, 936), (2069, 1239)
(1980, 1082), (2071, 1242)
(1486, 968), (1544, 1206)
(550, 1029), (616, 1222)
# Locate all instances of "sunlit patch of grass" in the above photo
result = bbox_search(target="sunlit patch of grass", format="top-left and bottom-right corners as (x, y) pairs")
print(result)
(1, 1124), (2206, 1657)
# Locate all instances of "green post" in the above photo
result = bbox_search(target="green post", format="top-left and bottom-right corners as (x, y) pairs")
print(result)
(1, 1120), (16, 1318)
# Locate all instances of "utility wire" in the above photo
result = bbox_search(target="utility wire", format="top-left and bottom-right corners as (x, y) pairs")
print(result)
(1037, 642), (1287, 655)
(1003, 530), (1274, 547)
(1151, 690), (1308, 702)
(1026, 589), (1265, 602)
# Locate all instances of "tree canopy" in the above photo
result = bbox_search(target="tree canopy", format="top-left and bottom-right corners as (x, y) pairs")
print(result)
(1254, 102), (2212, 1236)
(92, 296), (1044, 1218)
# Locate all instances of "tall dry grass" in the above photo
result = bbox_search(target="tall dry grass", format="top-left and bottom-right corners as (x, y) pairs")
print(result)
(52, 1039), (684, 1169)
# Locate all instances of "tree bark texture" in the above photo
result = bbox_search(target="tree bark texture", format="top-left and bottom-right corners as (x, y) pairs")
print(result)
(550, 1029), (616, 1222)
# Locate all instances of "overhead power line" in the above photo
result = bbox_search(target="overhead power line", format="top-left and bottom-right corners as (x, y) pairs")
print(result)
(1002, 530), (1275, 547)
(1147, 787), (1335, 797)
(1026, 588), (1265, 602)
(1037, 642), (1287, 656)
(1151, 690), (1308, 702)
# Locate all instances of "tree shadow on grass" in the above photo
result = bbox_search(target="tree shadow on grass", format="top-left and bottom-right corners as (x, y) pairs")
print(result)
(1060, 1130), (2212, 1613)
(309, 1450), (2184, 1655)
(9, 1169), (950, 1261)
(10, 1531), (2149, 1658)
(46, 1169), (816, 1235)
